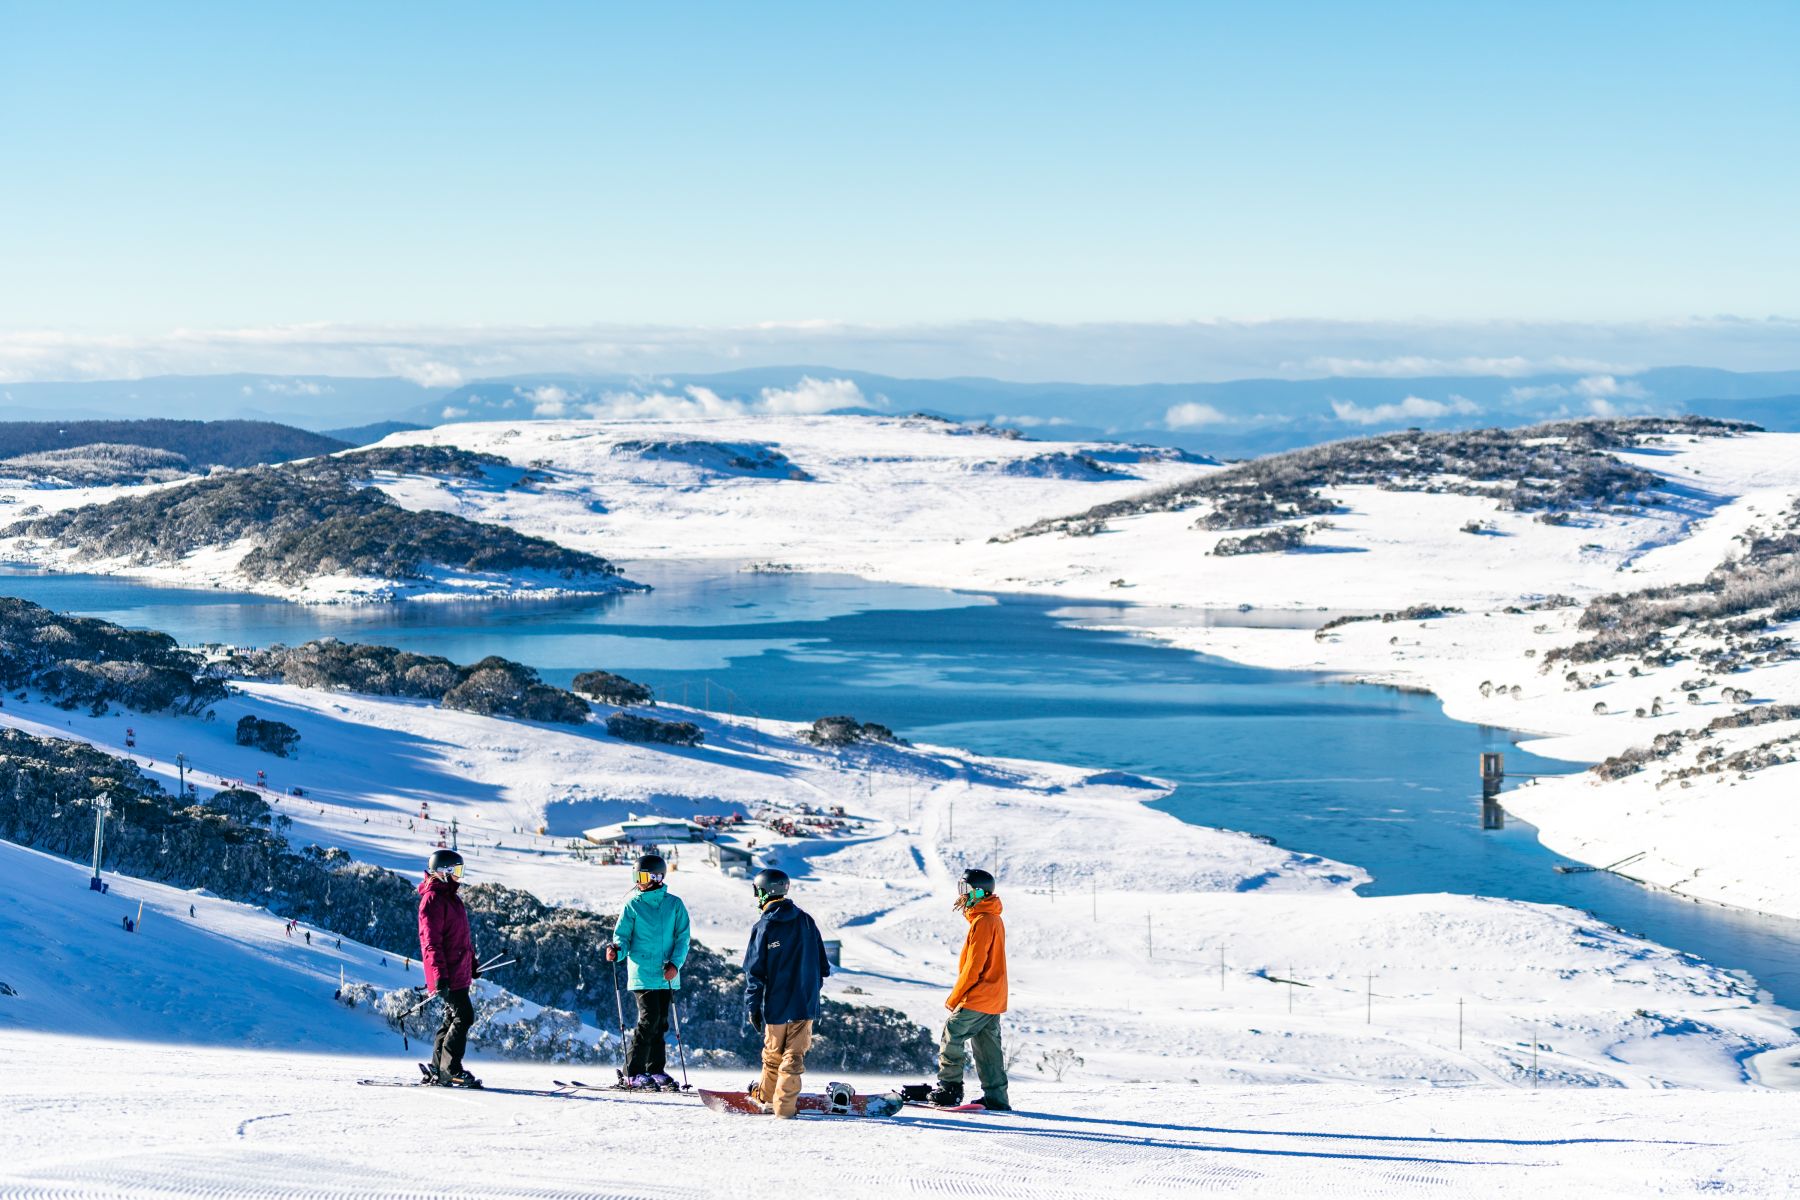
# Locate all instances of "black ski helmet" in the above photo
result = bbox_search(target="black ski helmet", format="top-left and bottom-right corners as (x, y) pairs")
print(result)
(752, 867), (790, 903)
(427, 849), (464, 877)
(635, 853), (667, 876)
(961, 867), (995, 894)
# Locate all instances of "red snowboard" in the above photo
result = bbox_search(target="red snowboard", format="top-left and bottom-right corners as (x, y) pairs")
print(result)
(698, 1087), (902, 1117)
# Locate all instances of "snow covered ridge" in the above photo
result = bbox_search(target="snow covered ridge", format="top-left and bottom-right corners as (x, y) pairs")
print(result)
(0, 445), (641, 603)
(996, 415), (1754, 543)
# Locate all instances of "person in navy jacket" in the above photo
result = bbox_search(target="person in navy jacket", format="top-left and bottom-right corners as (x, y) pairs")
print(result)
(742, 868), (829, 1118)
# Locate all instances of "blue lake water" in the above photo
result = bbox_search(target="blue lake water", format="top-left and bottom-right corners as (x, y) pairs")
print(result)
(6, 562), (1799, 1008)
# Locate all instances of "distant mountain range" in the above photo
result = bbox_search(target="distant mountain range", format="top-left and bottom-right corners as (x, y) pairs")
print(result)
(4, 367), (1797, 457)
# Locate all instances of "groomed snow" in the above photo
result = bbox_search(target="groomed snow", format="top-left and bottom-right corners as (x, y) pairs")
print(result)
(6, 1033), (1800, 1200)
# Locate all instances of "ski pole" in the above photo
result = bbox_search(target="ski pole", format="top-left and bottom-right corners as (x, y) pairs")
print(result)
(611, 958), (629, 1076)
(477, 957), (517, 974)
(670, 994), (690, 1091)
(477, 952), (511, 972)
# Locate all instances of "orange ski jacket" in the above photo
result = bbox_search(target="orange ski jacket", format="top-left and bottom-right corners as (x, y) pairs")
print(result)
(947, 894), (1008, 1014)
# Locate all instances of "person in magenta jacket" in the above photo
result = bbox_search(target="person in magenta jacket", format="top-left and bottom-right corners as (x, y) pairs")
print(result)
(417, 848), (482, 1086)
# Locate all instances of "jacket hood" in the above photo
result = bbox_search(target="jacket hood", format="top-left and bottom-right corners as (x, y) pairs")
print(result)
(963, 894), (1003, 922)
(760, 898), (805, 927)
(418, 875), (460, 899)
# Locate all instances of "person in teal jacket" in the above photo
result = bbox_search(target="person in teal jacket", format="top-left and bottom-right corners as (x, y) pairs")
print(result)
(605, 852), (692, 1087)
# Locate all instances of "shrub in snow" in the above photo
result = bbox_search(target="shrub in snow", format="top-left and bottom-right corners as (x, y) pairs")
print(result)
(228, 640), (591, 726)
(1037, 1047), (1085, 1081)
(1000, 416), (1751, 543)
(1322, 604), (1464, 634)
(803, 716), (901, 748)
(0, 442), (191, 486)
(1593, 702), (1608, 715)
(572, 669), (654, 707)
(605, 713), (703, 747)
(236, 715), (300, 757)
(293, 444), (510, 485)
(1212, 524), (1310, 556)
(972, 452), (1118, 481)
(6, 471), (626, 587)
(340, 983), (611, 1063)
(443, 657), (590, 724)
(611, 439), (811, 480)
(0, 597), (227, 716)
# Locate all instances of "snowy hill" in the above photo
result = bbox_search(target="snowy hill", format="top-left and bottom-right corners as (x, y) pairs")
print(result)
(0, 838), (400, 1051)
(2, 672), (1793, 1092)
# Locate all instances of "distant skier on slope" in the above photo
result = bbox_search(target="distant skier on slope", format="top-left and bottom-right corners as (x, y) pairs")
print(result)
(929, 867), (1011, 1110)
(606, 853), (691, 1089)
(417, 849), (482, 1088)
(742, 867), (830, 1119)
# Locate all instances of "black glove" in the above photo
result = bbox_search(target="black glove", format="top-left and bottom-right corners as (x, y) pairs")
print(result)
(750, 1013), (765, 1035)
(472, 964), (482, 980)
(604, 945), (618, 963)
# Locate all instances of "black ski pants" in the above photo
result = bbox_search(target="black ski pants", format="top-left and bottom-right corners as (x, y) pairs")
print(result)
(433, 987), (475, 1076)
(625, 988), (672, 1077)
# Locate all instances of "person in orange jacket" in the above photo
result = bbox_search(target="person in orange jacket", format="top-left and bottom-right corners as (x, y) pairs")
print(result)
(928, 867), (1010, 1110)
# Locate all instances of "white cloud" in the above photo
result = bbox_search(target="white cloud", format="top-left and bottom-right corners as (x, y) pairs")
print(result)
(260, 379), (331, 396)
(1329, 395), (1481, 426)
(394, 359), (465, 388)
(993, 414), (1072, 428)
(520, 384), (570, 416)
(543, 377), (871, 423)
(1163, 401), (1229, 429)
(756, 376), (869, 414)
(1508, 374), (1651, 403)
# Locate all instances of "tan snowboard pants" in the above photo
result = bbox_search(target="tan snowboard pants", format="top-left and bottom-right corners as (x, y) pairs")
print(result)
(753, 1019), (814, 1119)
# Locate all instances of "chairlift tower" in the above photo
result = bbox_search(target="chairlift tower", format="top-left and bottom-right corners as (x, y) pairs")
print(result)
(88, 796), (111, 891)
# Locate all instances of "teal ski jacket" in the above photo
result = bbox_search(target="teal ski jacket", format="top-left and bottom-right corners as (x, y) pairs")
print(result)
(612, 885), (692, 991)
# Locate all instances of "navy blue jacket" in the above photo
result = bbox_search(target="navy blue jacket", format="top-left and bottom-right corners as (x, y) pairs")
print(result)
(742, 898), (830, 1026)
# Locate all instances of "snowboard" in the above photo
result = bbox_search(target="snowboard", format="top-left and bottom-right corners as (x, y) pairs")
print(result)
(698, 1087), (903, 1118)
(903, 1099), (993, 1113)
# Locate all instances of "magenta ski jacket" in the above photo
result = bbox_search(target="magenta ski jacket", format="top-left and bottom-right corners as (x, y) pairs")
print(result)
(417, 875), (475, 993)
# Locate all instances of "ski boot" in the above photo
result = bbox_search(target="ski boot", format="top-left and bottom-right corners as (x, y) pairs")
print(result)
(926, 1081), (964, 1107)
(444, 1069), (483, 1089)
(621, 1073), (658, 1090)
(972, 1094), (1011, 1111)
(650, 1072), (680, 1091)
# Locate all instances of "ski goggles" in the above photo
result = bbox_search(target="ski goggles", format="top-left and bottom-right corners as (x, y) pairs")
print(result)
(436, 863), (464, 880)
(634, 870), (665, 886)
(957, 880), (987, 903)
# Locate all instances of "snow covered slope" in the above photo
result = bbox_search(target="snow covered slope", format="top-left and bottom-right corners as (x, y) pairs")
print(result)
(0, 836), (402, 1052)
(3, 676), (1792, 1092)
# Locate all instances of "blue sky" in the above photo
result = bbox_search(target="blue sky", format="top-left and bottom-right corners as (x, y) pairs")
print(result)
(1, 2), (1795, 378)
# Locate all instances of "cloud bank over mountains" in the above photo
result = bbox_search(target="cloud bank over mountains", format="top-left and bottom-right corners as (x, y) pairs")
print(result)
(3, 317), (1798, 388)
